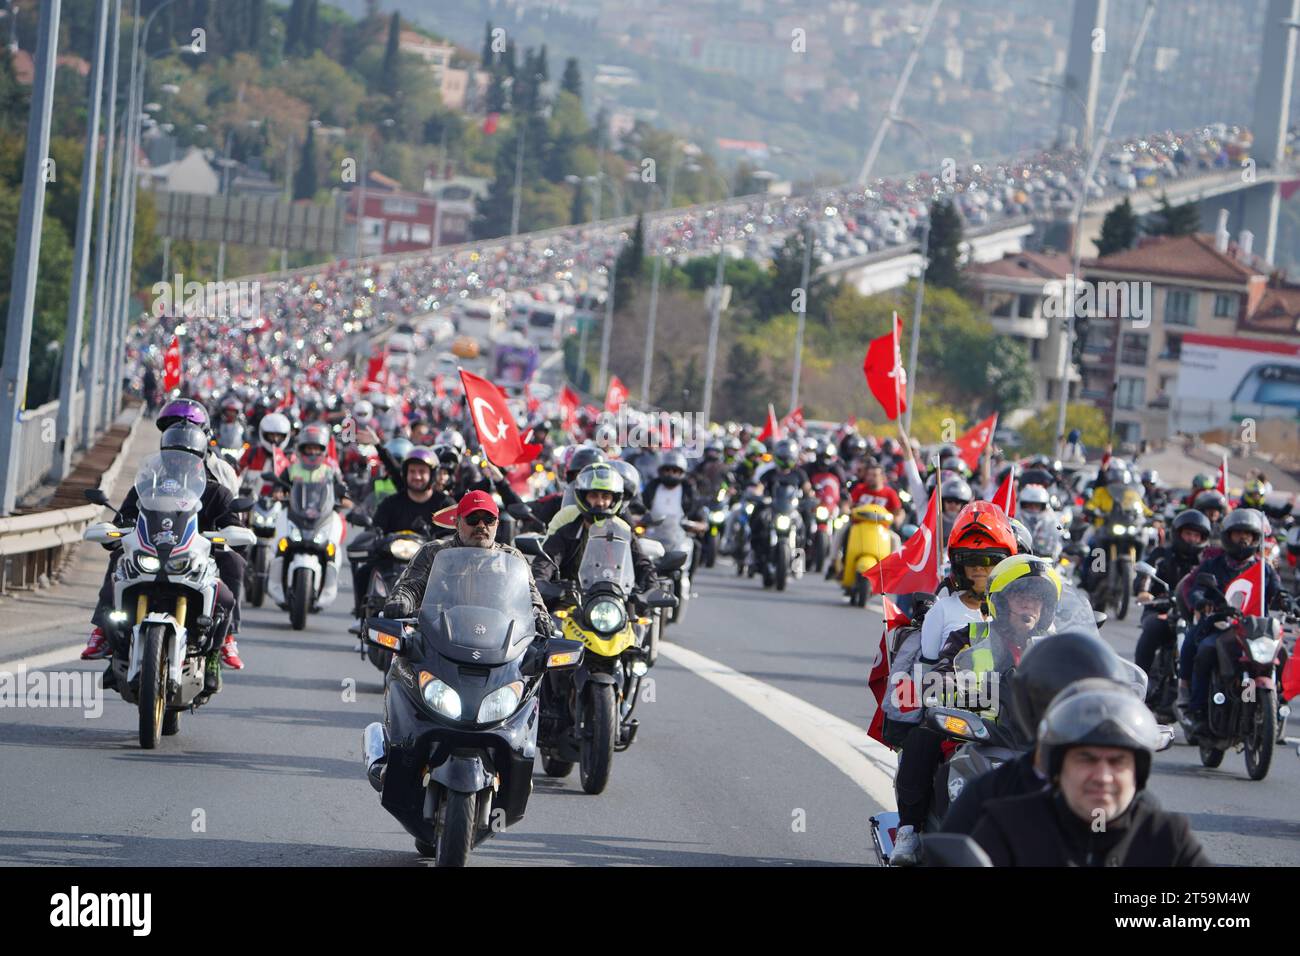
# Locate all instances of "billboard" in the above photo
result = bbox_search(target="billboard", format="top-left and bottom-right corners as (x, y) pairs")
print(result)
(1174, 332), (1300, 432)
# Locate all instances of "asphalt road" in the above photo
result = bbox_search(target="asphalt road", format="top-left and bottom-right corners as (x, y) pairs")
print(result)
(1, 552), (1296, 866)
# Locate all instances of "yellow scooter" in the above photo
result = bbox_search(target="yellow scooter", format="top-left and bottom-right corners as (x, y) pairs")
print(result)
(841, 502), (895, 608)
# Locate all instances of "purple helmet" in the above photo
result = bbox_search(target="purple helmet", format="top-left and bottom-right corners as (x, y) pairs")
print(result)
(157, 398), (210, 434)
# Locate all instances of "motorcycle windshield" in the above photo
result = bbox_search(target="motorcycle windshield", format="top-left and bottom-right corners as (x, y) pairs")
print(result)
(134, 451), (206, 513)
(645, 516), (687, 550)
(216, 422), (244, 448)
(1108, 484), (1146, 519)
(417, 547), (535, 664)
(952, 582), (1101, 676)
(578, 523), (636, 594)
(289, 481), (334, 530)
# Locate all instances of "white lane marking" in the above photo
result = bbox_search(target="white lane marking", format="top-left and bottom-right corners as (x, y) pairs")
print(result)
(0, 644), (85, 671)
(659, 641), (898, 811)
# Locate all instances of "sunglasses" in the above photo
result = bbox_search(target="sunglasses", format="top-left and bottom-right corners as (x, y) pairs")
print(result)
(462, 512), (498, 527)
(959, 554), (1004, 568)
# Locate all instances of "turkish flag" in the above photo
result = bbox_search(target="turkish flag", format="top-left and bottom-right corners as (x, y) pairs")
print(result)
(868, 486), (942, 595)
(955, 413), (998, 472)
(991, 464), (1017, 519)
(1224, 558), (1266, 617)
(605, 375), (628, 413)
(757, 403), (781, 443)
(781, 406), (804, 432)
(559, 384), (580, 430)
(866, 625), (891, 745)
(863, 313), (907, 421)
(365, 349), (387, 386)
(163, 336), (182, 392)
(483, 112), (500, 135)
(524, 384), (540, 415)
(881, 593), (912, 630)
(459, 369), (542, 467)
(1217, 453), (1230, 496)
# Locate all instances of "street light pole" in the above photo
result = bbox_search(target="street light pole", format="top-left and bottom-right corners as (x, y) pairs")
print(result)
(53, 0), (112, 481)
(510, 113), (526, 237)
(790, 219), (813, 412)
(596, 253), (617, 395)
(639, 146), (678, 406)
(0, 0), (62, 514)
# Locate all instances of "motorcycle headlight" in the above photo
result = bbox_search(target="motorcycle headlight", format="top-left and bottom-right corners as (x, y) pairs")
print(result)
(1111, 523), (1126, 536)
(390, 538), (421, 561)
(587, 598), (626, 634)
(289, 525), (303, 542)
(1127, 525), (1139, 536)
(775, 514), (792, 531)
(744, 503), (754, 515)
(476, 681), (524, 724)
(253, 513), (274, 527)
(165, 555), (191, 574)
(313, 529), (330, 545)
(420, 676), (462, 720)
(710, 510), (727, 523)
(815, 506), (830, 521)
(1249, 637), (1279, 664)
(136, 554), (161, 573)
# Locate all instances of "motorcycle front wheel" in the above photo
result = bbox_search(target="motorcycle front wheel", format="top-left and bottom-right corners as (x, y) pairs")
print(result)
(775, 541), (789, 591)
(580, 684), (617, 795)
(138, 624), (167, 750)
(1245, 689), (1276, 781)
(1115, 556), (1132, 621)
(289, 567), (311, 631)
(435, 790), (477, 867)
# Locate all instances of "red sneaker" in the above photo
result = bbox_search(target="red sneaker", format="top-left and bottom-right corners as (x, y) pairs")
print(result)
(220, 634), (245, 670)
(81, 627), (111, 660)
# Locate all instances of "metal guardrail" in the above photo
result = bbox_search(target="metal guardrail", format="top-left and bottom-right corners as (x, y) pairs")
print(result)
(13, 390), (84, 503)
(0, 407), (146, 595)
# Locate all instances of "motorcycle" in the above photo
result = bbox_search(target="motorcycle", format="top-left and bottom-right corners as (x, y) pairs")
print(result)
(1133, 561), (1187, 723)
(1087, 483), (1148, 622)
(212, 421), (249, 470)
(1181, 578), (1299, 780)
(720, 487), (763, 576)
(359, 547), (585, 866)
(242, 488), (281, 608)
(1020, 508), (1066, 565)
(347, 515), (429, 672)
(701, 486), (729, 569)
(758, 481), (805, 591)
(641, 514), (697, 624)
(807, 472), (842, 574)
(841, 501), (894, 607)
(268, 479), (344, 629)
(82, 453), (254, 749)
(523, 524), (676, 794)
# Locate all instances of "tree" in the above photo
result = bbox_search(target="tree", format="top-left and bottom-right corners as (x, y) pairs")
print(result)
(304, 0), (320, 54)
(757, 229), (827, 322)
(1095, 196), (1138, 256)
(294, 121), (317, 200)
(925, 198), (964, 291)
(569, 182), (587, 225)
(481, 21), (496, 69)
(561, 57), (582, 100)
(1148, 192), (1200, 237)
(380, 12), (401, 97)
(284, 0), (306, 56)
(1017, 403), (1109, 456)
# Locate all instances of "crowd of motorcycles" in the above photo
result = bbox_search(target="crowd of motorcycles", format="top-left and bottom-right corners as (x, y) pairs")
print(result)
(77, 377), (1300, 866)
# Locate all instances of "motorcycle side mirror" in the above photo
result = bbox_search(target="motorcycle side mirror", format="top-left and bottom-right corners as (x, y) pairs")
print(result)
(83, 488), (111, 507)
(643, 588), (678, 609)
(543, 637), (584, 669)
(230, 496), (254, 513)
(655, 551), (688, 573)
(515, 535), (544, 558)
(349, 513), (373, 528)
(506, 502), (534, 522)
(928, 706), (990, 742)
(364, 617), (408, 656)
(1093, 611), (1108, 629)
(917, 834), (994, 868)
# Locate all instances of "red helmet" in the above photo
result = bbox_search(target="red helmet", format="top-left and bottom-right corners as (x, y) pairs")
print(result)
(948, 500), (1017, 554)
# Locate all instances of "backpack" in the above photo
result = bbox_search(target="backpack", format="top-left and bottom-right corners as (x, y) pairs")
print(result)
(879, 592), (937, 749)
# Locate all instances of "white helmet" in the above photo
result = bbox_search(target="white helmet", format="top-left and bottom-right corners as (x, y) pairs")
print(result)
(1020, 483), (1051, 510)
(353, 399), (374, 422)
(259, 412), (290, 452)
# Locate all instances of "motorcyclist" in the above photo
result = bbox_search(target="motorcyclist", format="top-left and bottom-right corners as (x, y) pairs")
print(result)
(238, 412), (291, 494)
(1182, 473), (1216, 508)
(381, 491), (553, 640)
(610, 458), (646, 517)
(1140, 469), (1169, 512)
(692, 441), (730, 505)
(82, 424), (245, 673)
(1240, 477), (1293, 524)
(157, 398), (240, 495)
(970, 679), (1209, 866)
(532, 445), (608, 529)
(644, 450), (707, 526)
(940, 631), (1137, 836)
(892, 503), (1017, 863)
(1177, 507), (1284, 737)
(848, 458), (904, 525)
(749, 439), (811, 576)
(532, 463), (655, 593)
(938, 475), (974, 547)
(1191, 489), (1228, 540)
(1131, 509), (1211, 680)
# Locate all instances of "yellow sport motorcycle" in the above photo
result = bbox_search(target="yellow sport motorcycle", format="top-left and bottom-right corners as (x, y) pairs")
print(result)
(531, 521), (676, 794)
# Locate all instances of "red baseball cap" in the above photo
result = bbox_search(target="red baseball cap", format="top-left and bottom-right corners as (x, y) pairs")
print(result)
(455, 490), (499, 519)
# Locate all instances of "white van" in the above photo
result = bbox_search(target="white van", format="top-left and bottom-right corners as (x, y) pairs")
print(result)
(456, 298), (505, 344)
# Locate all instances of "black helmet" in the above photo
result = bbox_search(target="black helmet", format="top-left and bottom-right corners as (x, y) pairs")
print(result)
(772, 438), (799, 469)
(1139, 469), (1160, 486)
(1007, 631), (1131, 744)
(841, 434), (868, 461)
(160, 423), (209, 459)
(1009, 518), (1034, 556)
(657, 449), (688, 477)
(431, 443), (462, 471)
(565, 446), (608, 483)
(1190, 473), (1215, 492)
(1192, 489), (1227, 518)
(1170, 508), (1212, 558)
(1220, 507), (1264, 561)
(1038, 677), (1163, 789)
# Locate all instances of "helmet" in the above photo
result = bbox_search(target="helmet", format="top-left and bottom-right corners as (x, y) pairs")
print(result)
(745, 439), (767, 459)
(1192, 489), (1228, 518)
(401, 446), (437, 481)
(1220, 507), (1264, 561)
(1019, 484), (1050, 511)
(987, 554), (1063, 630)
(841, 434), (868, 461)
(431, 443), (461, 471)
(948, 501), (1017, 584)
(772, 438), (799, 469)
(1241, 478), (1267, 508)
(297, 423), (331, 468)
(384, 437), (414, 466)
(1170, 508), (1212, 558)
(1140, 469), (1160, 486)
(1038, 678), (1163, 788)
(610, 459), (643, 508)
(657, 450), (688, 486)
(573, 462), (624, 518)
(1009, 517), (1034, 555)
(158, 398), (210, 434)
(938, 443), (960, 461)
(1101, 462), (1132, 486)
(939, 455), (966, 476)
(1190, 473), (1215, 492)
(1007, 633), (1132, 744)
(259, 412), (290, 451)
(565, 445), (608, 483)
(219, 396), (242, 418)
(160, 423), (209, 459)
(724, 436), (742, 457)
(703, 440), (723, 460)
(940, 477), (973, 506)
(802, 436), (821, 454)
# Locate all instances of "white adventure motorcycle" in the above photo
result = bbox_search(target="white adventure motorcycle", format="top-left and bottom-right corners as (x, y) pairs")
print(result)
(268, 478), (344, 629)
